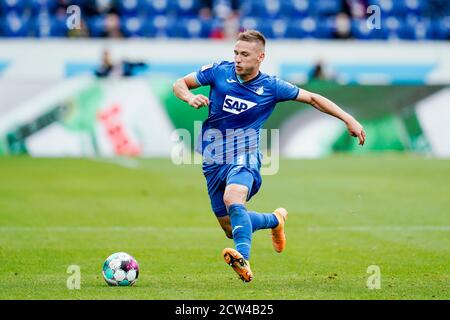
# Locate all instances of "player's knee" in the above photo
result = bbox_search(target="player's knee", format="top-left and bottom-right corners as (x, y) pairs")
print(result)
(222, 193), (234, 208)
(223, 187), (246, 208)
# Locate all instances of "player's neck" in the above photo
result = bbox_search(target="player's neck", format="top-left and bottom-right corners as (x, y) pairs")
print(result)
(237, 70), (260, 83)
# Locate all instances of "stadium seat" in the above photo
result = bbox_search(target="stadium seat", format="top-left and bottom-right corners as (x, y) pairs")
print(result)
(1, 12), (30, 37)
(240, 16), (258, 32)
(258, 18), (287, 39)
(351, 18), (384, 40)
(280, 0), (311, 18)
(0, 0), (27, 15)
(173, 17), (212, 38)
(286, 16), (335, 39)
(121, 16), (145, 37)
(87, 15), (107, 37)
(213, 0), (233, 20)
(33, 15), (67, 37)
(0, 0), (448, 40)
(143, 15), (175, 38)
(116, 0), (141, 17)
(400, 18), (434, 40)
(402, 0), (428, 15)
(367, 0), (403, 16)
(433, 17), (450, 40)
(173, 0), (200, 17)
(430, 0), (450, 17)
(381, 16), (403, 40)
(142, 0), (170, 17)
(238, 0), (254, 18)
(313, 0), (342, 16)
(381, 15), (436, 40)
(96, 0), (117, 15)
(254, 0), (282, 19)
(317, 17), (336, 39)
(240, 17), (258, 30)
(271, 19), (289, 39)
(29, 0), (59, 16)
(240, 0), (282, 19)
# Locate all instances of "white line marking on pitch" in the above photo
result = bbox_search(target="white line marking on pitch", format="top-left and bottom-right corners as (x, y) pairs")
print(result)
(307, 226), (450, 232)
(0, 226), (448, 233)
(0, 226), (218, 232)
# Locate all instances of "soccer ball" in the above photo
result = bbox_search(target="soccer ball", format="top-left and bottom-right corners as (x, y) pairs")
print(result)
(102, 252), (139, 286)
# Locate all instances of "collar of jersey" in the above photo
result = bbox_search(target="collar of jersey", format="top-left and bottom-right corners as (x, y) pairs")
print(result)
(235, 70), (262, 84)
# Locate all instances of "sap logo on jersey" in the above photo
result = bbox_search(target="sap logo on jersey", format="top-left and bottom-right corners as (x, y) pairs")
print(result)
(223, 95), (257, 114)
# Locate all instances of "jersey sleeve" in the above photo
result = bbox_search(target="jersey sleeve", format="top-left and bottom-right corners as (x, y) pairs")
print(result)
(275, 77), (300, 102)
(194, 61), (221, 86)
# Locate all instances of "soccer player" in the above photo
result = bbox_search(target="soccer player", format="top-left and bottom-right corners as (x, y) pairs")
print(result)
(173, 30), (366, 282)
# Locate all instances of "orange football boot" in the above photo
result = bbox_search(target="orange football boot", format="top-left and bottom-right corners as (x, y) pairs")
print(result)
(222, 248), (253, 282)
(271, 208), (288, 253)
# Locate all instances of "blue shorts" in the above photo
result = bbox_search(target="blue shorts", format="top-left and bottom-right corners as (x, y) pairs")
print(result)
(203, 163), (262, 218)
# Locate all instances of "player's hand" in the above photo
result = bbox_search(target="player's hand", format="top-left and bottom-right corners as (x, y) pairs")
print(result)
(346, 118), (366, 146)
(188, 94), (209, 109)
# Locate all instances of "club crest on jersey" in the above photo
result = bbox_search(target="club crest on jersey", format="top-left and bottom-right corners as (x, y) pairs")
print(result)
(256, 86), (264, 95)
(223, 95), (257, 114)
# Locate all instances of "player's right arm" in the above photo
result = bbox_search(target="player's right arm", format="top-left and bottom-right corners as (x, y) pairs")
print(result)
(295, 88), (366, 146)
(173, 72), (209, 109)
(275, 77), (365, 146)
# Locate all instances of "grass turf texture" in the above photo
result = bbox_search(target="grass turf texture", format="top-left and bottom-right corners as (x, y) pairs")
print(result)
(0, 155), (448, 300)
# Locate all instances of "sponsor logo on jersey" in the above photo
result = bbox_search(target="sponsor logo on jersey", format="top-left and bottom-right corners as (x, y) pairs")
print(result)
(226, 78), (238, 83)
(222, 95), (257, 114)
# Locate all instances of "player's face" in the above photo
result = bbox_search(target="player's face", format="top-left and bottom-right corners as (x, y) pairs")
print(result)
(234, 40), (265, 78)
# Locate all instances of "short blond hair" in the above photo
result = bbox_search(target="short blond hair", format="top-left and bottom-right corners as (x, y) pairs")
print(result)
(237, 30), (266, 48)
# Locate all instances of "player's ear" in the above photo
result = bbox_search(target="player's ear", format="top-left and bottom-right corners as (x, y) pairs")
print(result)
(258, 52), (265, 63)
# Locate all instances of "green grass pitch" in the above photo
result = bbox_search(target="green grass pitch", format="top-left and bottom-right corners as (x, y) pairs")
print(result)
(0, 155), (449, 299)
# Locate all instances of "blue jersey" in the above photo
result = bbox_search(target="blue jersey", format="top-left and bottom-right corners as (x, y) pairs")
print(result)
(194, 61), (299, 165)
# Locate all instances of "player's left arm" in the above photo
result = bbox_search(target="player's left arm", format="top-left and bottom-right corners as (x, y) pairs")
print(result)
(295, 89), (366, 146)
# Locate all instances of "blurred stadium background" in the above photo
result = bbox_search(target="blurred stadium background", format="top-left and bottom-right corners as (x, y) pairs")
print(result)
(0, 0), (449, 158)
(0, 0), (449, 300)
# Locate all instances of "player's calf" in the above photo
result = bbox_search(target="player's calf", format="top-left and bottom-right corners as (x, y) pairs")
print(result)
(217, 216), (233, 239)
(223, 228), (233, 239)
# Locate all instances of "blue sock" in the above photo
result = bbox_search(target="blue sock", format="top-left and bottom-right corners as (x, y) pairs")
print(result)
(228, 204), (252, 261)
(247, 211), (279, 232)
